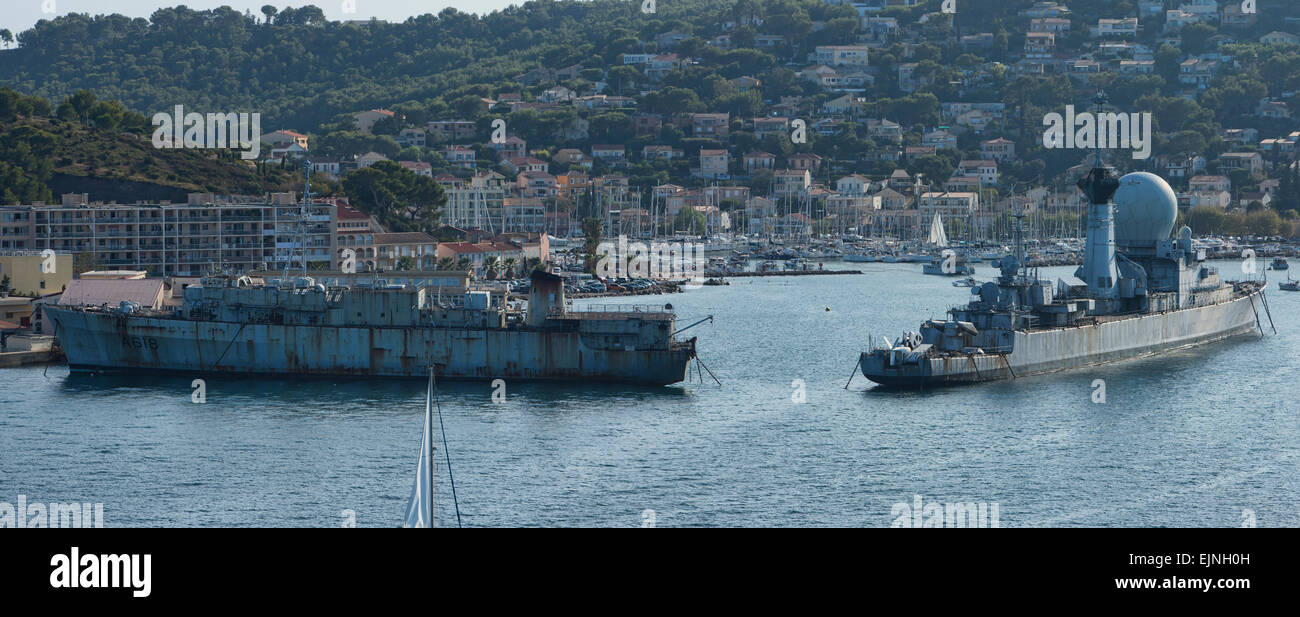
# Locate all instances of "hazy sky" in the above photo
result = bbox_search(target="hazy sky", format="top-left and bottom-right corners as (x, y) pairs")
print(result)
(1, 1), (523, 36)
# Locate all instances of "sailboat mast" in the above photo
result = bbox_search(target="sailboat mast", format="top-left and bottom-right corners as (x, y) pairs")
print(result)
(428, 367), (435, 528)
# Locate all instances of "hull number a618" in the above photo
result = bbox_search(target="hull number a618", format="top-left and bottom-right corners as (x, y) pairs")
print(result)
(122, 335), (159, 350)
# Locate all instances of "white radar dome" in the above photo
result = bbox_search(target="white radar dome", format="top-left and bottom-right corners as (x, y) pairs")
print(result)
(1113, 172), (1177, 247)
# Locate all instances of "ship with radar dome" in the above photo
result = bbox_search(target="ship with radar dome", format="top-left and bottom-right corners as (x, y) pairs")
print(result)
(857, 99), (1272, 388)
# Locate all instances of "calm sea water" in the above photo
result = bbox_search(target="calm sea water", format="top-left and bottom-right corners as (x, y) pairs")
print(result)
(2, 260), (1297, 527)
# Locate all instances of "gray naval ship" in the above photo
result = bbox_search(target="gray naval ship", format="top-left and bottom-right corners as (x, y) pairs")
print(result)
(859, 164), (1268, 388)
(46, 268), (698, 385)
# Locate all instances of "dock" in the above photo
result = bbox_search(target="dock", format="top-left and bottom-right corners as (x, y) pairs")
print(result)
(0, 349), (62, 368)
(714, 269), (862, 278)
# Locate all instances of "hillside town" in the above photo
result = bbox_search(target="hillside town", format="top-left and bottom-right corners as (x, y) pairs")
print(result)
(5, 1), (1300, 285)
(259, 0), (1300, 243)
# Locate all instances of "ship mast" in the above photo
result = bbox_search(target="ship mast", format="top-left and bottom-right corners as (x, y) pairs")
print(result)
(282, 155), (313, 281)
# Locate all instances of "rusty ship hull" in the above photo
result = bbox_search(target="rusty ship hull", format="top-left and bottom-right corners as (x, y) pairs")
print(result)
(47, 306), (695, 385)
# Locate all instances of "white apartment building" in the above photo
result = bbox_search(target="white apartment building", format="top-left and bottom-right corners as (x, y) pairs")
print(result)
(2, 192), (337, 277)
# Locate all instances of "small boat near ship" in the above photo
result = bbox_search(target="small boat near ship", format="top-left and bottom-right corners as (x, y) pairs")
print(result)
(844, 253), (877, 263)
(922, 254), (976, 276)
(1269, 257), (1289, 271)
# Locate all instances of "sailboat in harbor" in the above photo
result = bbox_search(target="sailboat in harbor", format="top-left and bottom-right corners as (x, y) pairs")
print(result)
(402, 369), (436, 528)
(1280, 272), (1299, 292)
(927, 212), (948, 247)
(922, 212), (975, 276)
(402, 367), (460, 528)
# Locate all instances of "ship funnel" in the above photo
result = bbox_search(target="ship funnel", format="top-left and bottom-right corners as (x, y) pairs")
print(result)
(1079, 166), (1120, 300)
(527, 269), (566, 327)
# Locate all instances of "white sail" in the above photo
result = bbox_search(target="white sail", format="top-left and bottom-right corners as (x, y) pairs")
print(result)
(928, 212), (948, 247)
(402, 371), (434, 528)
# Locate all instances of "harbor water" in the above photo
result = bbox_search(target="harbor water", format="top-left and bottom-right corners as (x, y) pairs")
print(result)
(2, 261), (1297, 527)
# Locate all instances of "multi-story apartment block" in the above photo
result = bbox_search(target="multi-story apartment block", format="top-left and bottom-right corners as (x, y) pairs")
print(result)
(980, 138), (1017, 163)
(0, 193), (338, 277)
(773, 169), (812, 197)
(690, 113), (730, 138)
(813, 45), (869, 66)
(426, 120), (477, 142)
(1094, 18), (1138, 37)
(919, 192), (980, 219)
(698, 149), (731, 179)
(444, 172), (509, 231)
(442, 146), (477, 170)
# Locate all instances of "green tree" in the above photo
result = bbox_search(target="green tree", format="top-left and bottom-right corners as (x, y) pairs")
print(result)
(341, 160), (445, 233)
(607, 65), (640, 94)
(1186, 206), (1226, 235)
(1180, 23), (1217, 56)
(582, 217), (603, 274)
(672, 206), (706, 234)
(56, 90), (98, 124)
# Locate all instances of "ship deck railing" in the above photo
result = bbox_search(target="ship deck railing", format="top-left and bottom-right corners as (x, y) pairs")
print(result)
(562, 304), (676, 319)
